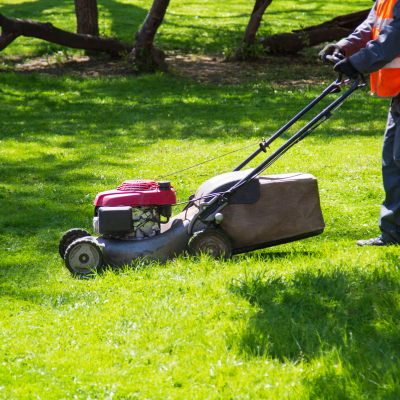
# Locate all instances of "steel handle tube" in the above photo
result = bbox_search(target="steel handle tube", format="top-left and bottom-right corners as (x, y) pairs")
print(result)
(230, 77), (361, 192)
(199, 78), (363, 222)
(233, 81), (341, 172)
(233, 147), (263, 171)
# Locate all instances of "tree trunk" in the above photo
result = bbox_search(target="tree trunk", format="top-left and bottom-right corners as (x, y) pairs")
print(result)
(0, 13), (132, 55)
(128, 0), (170, 72)
(231, 0), (273, 61)
(258, 9), (370, 54)
(74, 0), (99, 36)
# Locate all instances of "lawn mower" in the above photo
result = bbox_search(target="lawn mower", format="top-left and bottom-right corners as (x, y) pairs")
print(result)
(59, 57), (366, 276)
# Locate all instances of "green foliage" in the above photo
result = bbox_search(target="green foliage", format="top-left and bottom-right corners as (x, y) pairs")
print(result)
(0, 68), (399, 398)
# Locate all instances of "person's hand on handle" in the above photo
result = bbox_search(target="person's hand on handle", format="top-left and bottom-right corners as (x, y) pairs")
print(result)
(333, 58), (359, 78)
(318, 43), (345, 61)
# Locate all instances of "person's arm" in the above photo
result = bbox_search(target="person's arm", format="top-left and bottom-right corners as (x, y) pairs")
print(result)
(336, 3), (377, 56)
(349, 1), (400, 73)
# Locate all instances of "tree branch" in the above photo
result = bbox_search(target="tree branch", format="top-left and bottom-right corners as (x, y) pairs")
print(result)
(0, 13), (132, 55)
(292, 9), (370, 33)
(0, 31), (19, 51)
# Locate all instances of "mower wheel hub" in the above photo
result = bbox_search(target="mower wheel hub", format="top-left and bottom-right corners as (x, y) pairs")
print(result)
(188, 228), (233, 260)
(64, 238), (103, 276)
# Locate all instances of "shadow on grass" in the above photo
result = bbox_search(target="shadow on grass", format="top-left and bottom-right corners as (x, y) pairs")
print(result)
(1, 73), (386, 145)
(230, 266), (400, 394)
(232, 267), (400, 360)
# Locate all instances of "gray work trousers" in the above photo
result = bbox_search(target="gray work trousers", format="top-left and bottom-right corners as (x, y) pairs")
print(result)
(380, 94), (400, 243)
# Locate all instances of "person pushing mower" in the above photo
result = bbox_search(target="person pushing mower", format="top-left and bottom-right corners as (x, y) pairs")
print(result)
(319, 0), (400, 246)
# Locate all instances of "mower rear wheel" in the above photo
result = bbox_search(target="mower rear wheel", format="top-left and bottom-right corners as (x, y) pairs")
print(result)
(58, 228), (91, 259)
(64, 238), (103, 277)
(188, 228), (233, 260)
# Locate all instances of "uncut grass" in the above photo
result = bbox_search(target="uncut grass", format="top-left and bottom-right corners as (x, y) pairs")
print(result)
(1, 70), (400, 398)
(0, 0), (373, 60)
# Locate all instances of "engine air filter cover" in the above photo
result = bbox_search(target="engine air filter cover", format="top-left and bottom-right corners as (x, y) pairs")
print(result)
(98, 206), (133, 235)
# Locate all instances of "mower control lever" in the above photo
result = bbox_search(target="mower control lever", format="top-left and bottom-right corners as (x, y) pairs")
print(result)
(200, 195), (228, 220)
(325, 53), (345, 64)
(187, 194), (228, 235)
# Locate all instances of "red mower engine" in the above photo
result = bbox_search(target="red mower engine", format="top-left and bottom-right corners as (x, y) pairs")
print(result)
(93, 180), (176, 239)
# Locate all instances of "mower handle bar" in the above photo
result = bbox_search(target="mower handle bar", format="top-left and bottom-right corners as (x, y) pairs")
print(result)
(231, 76), (365, 190)
(233, 80), (341, 171)
(324, 53), (366, 86)
(325, 54), (344, 82)
(197, 76), (366, 223)
(233, 53), (367, 172)
(234, 74), (360, 172)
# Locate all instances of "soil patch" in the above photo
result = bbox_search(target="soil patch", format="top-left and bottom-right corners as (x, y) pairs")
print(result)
(0, 53), (333, 86)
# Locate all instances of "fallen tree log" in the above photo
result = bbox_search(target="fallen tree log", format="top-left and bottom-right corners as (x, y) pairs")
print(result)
(258, 9), (370, 54)
(0, 13), (132, 56)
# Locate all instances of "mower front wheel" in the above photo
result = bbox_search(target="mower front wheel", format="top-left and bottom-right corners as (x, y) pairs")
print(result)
(64, 238), (103, 277)
(58, 228), (91, 259)
(188, 228), (233, 260)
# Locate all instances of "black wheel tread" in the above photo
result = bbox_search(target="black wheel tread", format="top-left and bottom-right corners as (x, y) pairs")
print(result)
(58, 228), (91, 259)
(64, 237), (103, 277)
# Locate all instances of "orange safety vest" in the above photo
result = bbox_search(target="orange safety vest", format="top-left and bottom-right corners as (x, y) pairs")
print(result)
(371, 0), (400, 97)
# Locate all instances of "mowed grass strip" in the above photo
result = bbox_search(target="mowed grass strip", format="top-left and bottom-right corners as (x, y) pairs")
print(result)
(1, 69), (400, 399)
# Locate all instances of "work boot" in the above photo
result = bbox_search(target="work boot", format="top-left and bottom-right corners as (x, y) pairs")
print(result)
(356, 237), (389, 246)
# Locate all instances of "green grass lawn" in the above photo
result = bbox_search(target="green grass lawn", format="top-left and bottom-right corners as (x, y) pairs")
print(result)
(2, 0), (400, 399)
(1, 71), (400, 399)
